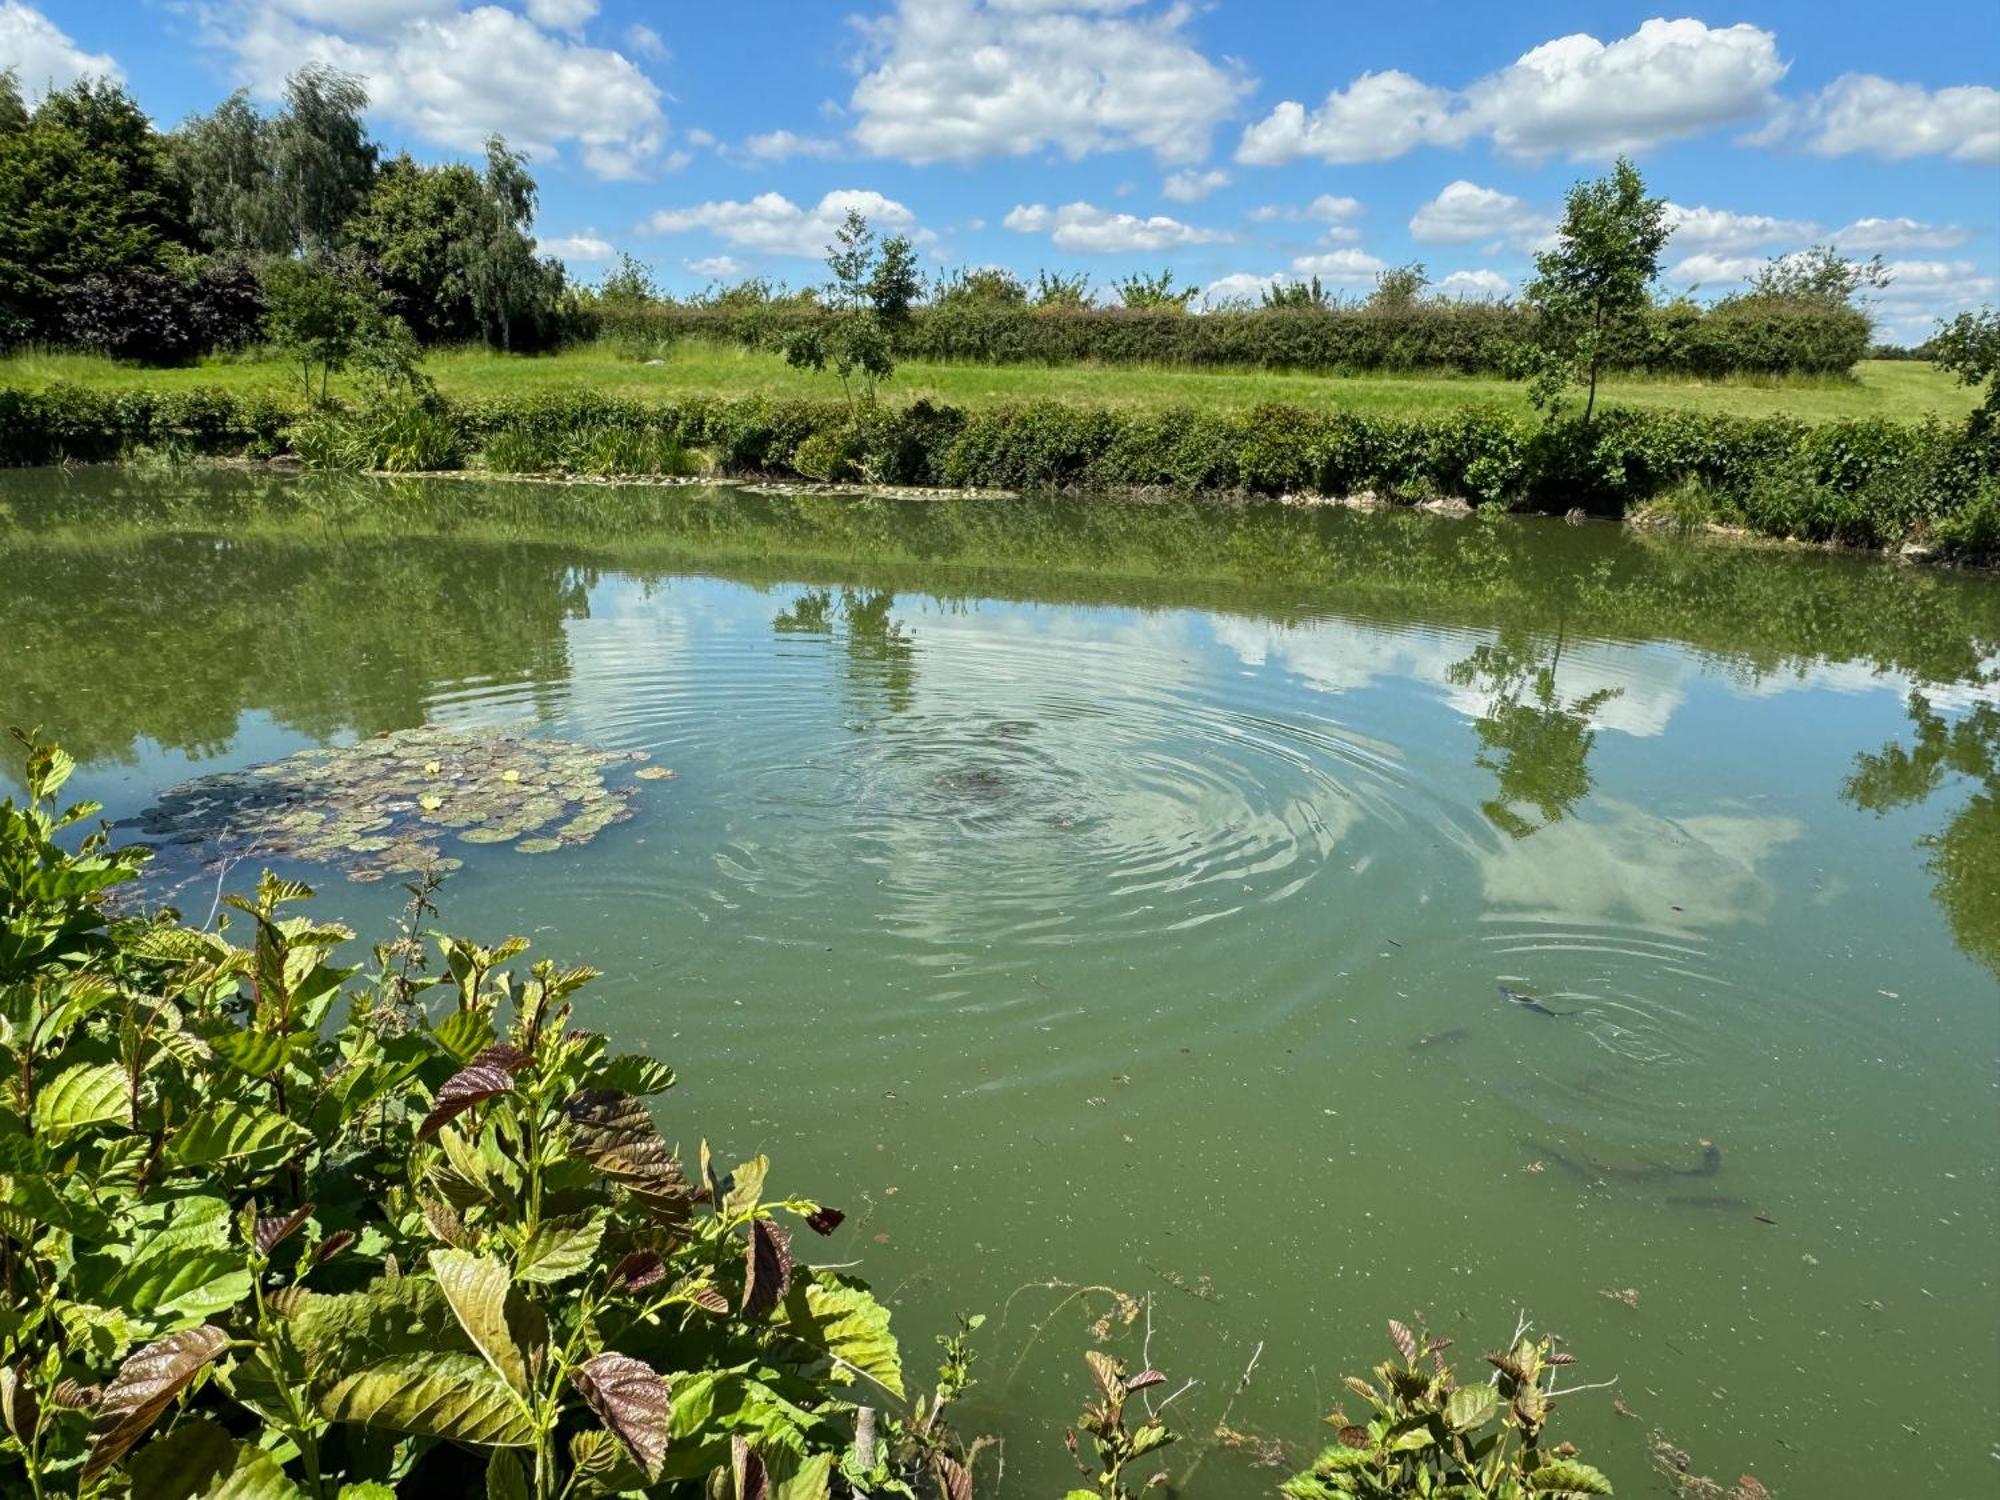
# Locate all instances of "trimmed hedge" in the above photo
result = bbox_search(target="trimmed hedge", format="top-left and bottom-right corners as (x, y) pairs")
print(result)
(4, 380), (1995, 560)
(588, 297), (1871, 379)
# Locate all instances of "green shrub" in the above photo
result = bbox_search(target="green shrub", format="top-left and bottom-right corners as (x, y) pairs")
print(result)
(0, 732), (962, 1497)
(590, 297), (1867, 379)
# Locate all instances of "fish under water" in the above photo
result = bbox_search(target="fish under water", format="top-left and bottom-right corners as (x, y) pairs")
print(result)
(1498, 984), (1573, 1018)
(1409, 1026), (1471, 1052)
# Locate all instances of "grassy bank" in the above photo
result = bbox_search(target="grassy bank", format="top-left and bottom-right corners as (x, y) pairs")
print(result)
(0, 342), (1980, 424)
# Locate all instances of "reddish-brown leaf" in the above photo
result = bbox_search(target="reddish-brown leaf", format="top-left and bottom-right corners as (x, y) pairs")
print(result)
(1387, 1320), (1417, 1363)
(82, 1326), (229, 1483)
(1337, 1425), (1371, 1450)
(564, 1090), (693, 1230)
(422, 1198), (468, 1248)
(1124, 1369), (1166, 1392)
(51, 1380), (102, 1413)
(313, 1229), (356, 1266)
(418, 1044), (533, 1141)
(255, 1203), (316, 1255)
(732, 1435), (768, 1500)
(687, 1282), (729, 1316)
(572, 1353), (671, 1483)
(932, 1453), (972, 1500)
(741, 1218), (793, 1319)
(607, 1251), (666, 1294)
(805, 1205), (846, 1236)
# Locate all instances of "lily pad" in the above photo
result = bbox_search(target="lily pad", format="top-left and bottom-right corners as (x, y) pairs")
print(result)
(119, 724), (667, 896)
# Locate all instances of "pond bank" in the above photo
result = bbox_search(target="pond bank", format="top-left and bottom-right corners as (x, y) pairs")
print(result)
(5, 381), (1997, 563)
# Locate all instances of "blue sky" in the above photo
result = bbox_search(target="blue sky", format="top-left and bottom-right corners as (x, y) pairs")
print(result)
(6, 1), (1997, 337)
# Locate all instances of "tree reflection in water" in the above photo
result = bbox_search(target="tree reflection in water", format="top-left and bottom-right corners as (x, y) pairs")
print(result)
(1846, 692), (2000, 977)
(1447, 624), (1622, 839)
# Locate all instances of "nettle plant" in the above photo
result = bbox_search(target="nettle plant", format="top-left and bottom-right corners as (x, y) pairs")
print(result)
(0, 732), (975, 1499)
(1281, 1322), (1614, 1500)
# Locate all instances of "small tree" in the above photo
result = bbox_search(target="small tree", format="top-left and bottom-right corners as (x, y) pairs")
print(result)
(1931, 307), (2000, 432)
(1262, 275), (1331, 311)
(1112, 267), (1196, 312)
(783, 208), (914, 406)
(1368, 262), (1430, 312)
(1747, 244), (1889, 306)
(1518, 156), (1667, 421)
(1033, 269), (1092, 309)
(932, 266), (1028, 308)
(262, 256), (383, 404)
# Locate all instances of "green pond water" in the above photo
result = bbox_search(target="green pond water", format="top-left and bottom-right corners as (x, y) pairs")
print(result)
(3, 468), (1997, 1496)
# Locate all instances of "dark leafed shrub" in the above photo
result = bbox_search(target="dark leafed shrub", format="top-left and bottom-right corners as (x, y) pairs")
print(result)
(58, 259), (268, 366)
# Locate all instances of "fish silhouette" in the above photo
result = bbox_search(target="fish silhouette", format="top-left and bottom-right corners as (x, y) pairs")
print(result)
(1498, 984), (1572, 1018)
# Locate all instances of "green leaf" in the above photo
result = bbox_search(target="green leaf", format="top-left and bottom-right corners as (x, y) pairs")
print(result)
(783, 1276), (905, 1400)
(33, 1060), (128, 1136)
(336, 1488), (397, 1500)
(98, 1246), (252, 1325)
(289, 1277), (466, 1383)
(514, 1210), (606, 1285)
(589, 1054), (676, 1096)
(429, 1249), (545, 1397)
(319, 1351), (534, 1447)
(772, 1451), (833, 1500)
(486, 1448), (532, 1500)
(432, 1008), (496, 1064)
(209, 1028), (303, 1077)
(169, 1102), (313, 1170)
(1445, 1382), (1501, 1432)
(126, 1417), (303, 1500)
(1528, 1459), (1616, 1495)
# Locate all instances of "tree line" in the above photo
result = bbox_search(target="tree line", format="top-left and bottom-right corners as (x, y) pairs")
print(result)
(0, 66), (568, 366)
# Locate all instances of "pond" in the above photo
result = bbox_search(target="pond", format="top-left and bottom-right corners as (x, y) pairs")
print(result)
(3, 467), (1996, 1497)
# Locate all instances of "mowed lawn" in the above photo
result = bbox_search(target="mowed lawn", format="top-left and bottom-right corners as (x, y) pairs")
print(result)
(0, 342), (1978, 424)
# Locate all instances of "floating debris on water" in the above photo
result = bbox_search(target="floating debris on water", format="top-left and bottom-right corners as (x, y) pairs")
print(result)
(120, 724), (662, 894)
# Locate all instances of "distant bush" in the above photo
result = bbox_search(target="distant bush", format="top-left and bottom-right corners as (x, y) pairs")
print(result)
(3, 381), (1993, 561)
(585, 298), (1870, 379)
(58, 259), (267, 366)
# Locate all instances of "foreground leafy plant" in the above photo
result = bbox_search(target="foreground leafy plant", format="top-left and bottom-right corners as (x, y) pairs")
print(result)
(0, 730), (917, 1497)
(1280, 1321), (1614, 1499)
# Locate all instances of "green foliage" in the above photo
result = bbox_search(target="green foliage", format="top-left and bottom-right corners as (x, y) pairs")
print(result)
(1062, 1352), (1177, 1499)
(1519, 157), (1669, 419)
(1367, 264), (1429, 313)
(1930, 307), (2000, 430)
(1262, 276), (1332, 311)
(3, 382), (1994, 558)
(1033, 271), (1092, 310)
(342, 140), (565, 351)
(262, 259), (392, 405)
(1111, 268), (1196, 313)
(783, 210), (908, 406)
(1281, 1323), (1613, 1499)
(0, 78), (191, 343)
(931, 268), (1027, 309)
(595, 297), (1866, 381)
(1743, 245), (1888, 307)
(0, 731), (917, 1499)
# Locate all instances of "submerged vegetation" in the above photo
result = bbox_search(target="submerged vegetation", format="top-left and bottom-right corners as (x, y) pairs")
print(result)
(120, 725), (662, 898)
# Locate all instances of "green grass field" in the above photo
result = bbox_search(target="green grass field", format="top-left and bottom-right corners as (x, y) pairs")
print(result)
(0, 342), (1978, 424)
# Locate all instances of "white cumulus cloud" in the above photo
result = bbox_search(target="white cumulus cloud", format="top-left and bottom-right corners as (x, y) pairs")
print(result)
(522, 0), (597, 29)
(645, 189), (918, 257)
(539, 231), (613, 262)
(1003, 200), (1230, 253)
(1289, 248), (1386, 282)
(1408, 181), (1551, 249)
(850, 0), (1249, 164)
(0, 0), (120, 99)
(1238, 18), (1785, 165)
(1770, 74), (2000, 163)
(1662, 202), (1817, 252)
(739, 130), (842, 163)
(1435, 268), (1512, 301)
(687, 255), (747, 279)
(225, 2), (669, 179)
(1162, 167), (1229, 203)
(1828, 216), (1974, 252)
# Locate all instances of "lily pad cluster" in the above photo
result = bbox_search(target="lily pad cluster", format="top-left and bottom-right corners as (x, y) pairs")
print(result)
(122, 725), (665, 891)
